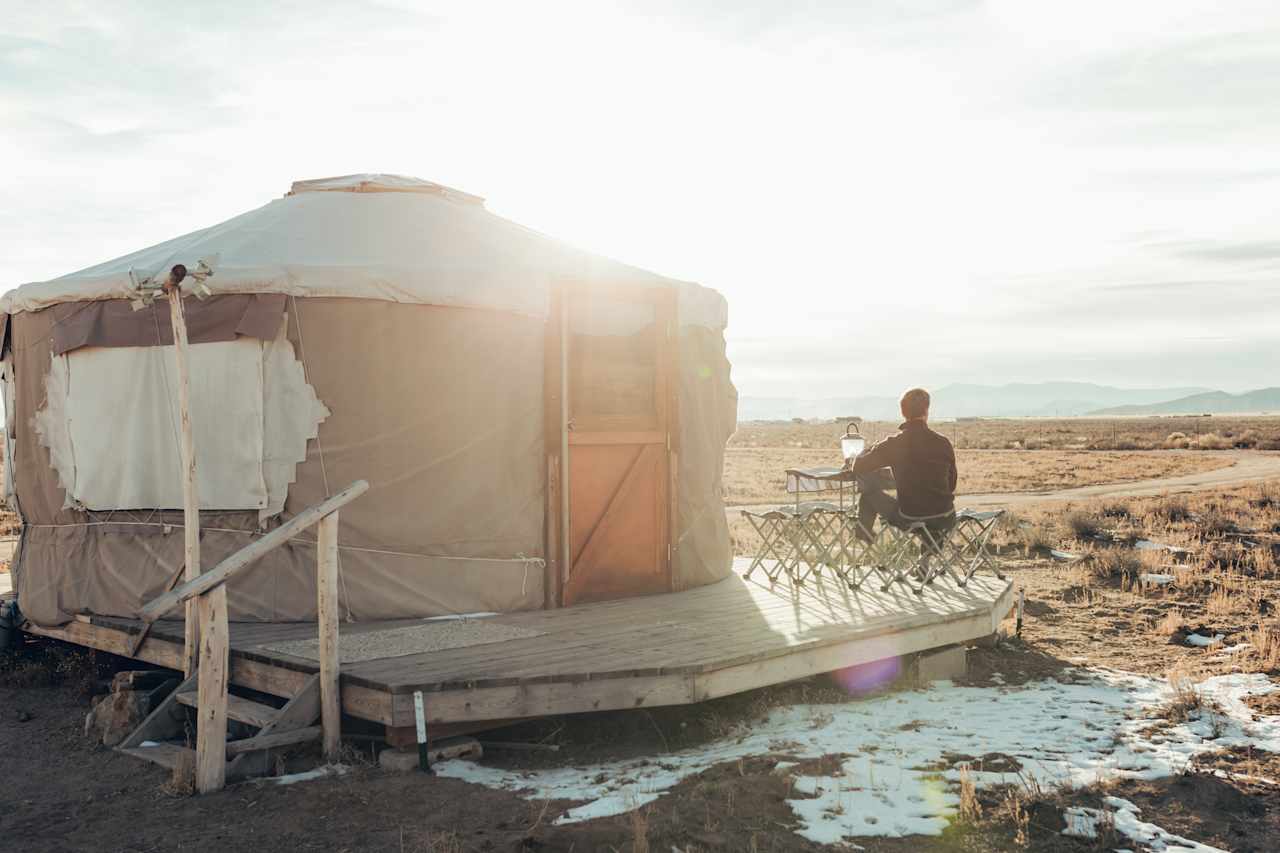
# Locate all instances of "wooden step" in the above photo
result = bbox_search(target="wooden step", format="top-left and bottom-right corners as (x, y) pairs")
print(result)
(226, 726), (321, 757)
(119, 742), (193, 771)
(177, 692), (279, 729)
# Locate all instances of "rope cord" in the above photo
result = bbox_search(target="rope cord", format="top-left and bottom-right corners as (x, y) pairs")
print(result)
(25, 519), (546, 565)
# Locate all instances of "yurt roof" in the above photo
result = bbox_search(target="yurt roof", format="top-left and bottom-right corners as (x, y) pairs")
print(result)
(2, 174), (728, 329)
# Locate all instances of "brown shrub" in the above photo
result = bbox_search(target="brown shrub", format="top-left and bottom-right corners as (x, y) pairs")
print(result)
(1191, 432), (1233, 450)
(1151, 497), (1193, 523)
(1063, 510), (1103, 540)
(1087, 547), (1141, 580)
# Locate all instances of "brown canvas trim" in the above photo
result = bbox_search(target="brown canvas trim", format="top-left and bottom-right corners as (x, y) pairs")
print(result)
(50, 293), (287, 355)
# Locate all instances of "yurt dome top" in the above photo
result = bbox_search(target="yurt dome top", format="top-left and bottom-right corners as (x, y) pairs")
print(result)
(2, 174), (728, 329)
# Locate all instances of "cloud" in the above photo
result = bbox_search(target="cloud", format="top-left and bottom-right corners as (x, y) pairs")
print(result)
(3, 1), (1280, 398)
(1159, 240), (1280, 263)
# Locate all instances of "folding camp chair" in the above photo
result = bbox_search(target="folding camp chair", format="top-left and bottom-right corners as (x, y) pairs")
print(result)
(820, 511), (892, 591)
(740, 502), (841, 585)
(949, 509), (1007, 585)
(874, 513), (956, 595)
(876, 509), (1007, 594)
(740, 506), (800, 583)
(789, 504), (845, 585)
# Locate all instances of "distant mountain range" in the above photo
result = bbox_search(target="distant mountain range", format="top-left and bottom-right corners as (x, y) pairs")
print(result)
(736, 382), (1269, 421)
(1089, 387), (1280, 416)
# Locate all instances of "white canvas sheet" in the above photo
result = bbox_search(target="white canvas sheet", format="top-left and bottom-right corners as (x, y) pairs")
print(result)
(261, 317), (330, 521)
(56, 340), (268, 511)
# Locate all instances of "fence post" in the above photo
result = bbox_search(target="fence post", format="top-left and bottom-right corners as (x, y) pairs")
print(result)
(317, 510), (341, 761)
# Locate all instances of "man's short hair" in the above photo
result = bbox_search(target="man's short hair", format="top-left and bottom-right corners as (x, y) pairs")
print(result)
(900, 387), (931, 420)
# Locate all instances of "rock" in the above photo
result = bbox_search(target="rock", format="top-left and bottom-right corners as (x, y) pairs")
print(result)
(378, 747), (424, 772)
(84, 689), (151, 746)
(914, 645), (968, 684)
(111, 670), (175, 693)
(16, 709), (32, 722)
(378, 737), (483, 772)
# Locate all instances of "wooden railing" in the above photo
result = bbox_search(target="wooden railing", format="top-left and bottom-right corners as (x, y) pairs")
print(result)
(139, 479), (370, 793)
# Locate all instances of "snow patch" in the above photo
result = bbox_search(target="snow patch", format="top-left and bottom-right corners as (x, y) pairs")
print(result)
(1134, 539), (1190, 555)
(1063, 795), (1227, 852)
(1185, 633), (1225, 647)
(434, 671), (1280, 842)
(263, 764), (351, 786)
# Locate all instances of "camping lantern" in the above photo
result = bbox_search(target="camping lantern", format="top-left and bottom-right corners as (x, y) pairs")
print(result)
(841, 422), (865, 461)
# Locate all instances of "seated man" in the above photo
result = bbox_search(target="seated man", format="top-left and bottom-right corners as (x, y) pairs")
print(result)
(844, 387), (957, 539)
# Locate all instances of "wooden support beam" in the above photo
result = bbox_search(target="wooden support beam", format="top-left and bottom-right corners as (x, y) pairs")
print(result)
(317, 510), (341, 762)
(194, 584), (229, 794)
(167, 282), (200, 677)
(226, 726), (320, 757)
(138, 480), (369, 623)
(128, 560), (186, 658)
(117, 671), (199, 750)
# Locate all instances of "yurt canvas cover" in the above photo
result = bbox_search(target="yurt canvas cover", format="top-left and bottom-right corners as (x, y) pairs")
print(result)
(2, 175), (737, 626)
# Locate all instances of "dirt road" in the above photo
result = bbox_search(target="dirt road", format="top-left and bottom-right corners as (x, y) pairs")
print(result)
(727, 451), (1280, 515)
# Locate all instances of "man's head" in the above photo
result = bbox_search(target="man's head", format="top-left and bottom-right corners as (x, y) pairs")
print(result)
(900, 387), (930, 422)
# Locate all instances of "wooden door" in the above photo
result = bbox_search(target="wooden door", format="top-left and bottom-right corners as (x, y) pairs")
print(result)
(558, 284), (675, 606)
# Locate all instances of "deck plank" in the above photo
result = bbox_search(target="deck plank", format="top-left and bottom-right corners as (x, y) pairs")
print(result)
(33, 564), (1014, 724)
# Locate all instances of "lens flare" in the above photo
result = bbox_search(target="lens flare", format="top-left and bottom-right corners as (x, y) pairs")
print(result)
(831, 654), (901, 695)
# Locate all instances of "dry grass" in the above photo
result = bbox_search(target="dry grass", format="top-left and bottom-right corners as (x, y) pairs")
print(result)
(1064, 510), (1103, 540)
(1206, 585), (1239, 618)
(161, 749), (196, 798)
(732, 414), (1280, 451)
(1164, 661), (1208, 723)
(1248, 624), (1280, 671)
(958, 763), (982, 821)
(414, 830), (463, 853)
(1087, 547), (1142, 581)
(629, 805), (650, 853)
(1157, 609), (1184, 636)
(722, 445), (1231, 506)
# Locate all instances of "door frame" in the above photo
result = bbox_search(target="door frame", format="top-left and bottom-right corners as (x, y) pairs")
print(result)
(543, 280), (679, 608)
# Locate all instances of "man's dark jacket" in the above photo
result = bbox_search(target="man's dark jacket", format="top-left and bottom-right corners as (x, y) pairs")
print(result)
(851, 419), (957, 518)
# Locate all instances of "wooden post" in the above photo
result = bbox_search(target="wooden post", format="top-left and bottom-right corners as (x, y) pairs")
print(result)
(194, 585), (229, 793)
(167, 275), (200, 677)
(543, 287), (566, 608)
(558, 295), (571, 595)
(163, 265), (229, 793)
(317, 510), (341, 762)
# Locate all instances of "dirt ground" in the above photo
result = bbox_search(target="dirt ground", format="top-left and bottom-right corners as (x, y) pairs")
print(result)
(5, 483), (1280, 851)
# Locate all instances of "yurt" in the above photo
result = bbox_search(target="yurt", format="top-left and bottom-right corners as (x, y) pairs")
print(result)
(2, 174), (738, 627)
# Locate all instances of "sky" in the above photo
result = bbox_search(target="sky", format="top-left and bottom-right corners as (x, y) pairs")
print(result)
(3, 0), (1279, 399)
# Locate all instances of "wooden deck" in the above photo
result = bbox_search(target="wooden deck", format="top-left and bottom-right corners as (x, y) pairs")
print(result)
(17, 559), (1013, 729)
